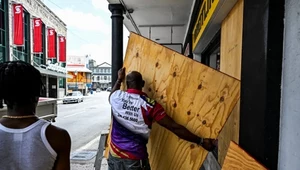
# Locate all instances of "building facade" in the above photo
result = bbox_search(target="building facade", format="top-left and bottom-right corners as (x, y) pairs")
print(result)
(89, 61), (112, 90)
(107, 0), (293, 169)
(0, 0), (70, 99)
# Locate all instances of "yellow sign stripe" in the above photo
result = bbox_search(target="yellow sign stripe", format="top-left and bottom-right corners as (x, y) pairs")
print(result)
(192, 0), (220, 50)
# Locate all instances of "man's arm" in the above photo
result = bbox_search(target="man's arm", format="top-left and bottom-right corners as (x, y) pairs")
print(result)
(46, 125), (71, 170)
(109, 79), (122, 101)
(109, 68), (125, 101)
(157, 114), (216, 151)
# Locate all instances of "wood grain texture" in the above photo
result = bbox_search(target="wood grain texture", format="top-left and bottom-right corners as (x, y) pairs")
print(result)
(222, 141), (267, 170)
(218, 0), (243, 166)
(113, 33), (240, 170)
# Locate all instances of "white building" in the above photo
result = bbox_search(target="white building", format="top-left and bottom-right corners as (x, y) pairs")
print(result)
(89, 61), (112, 90)
(1, 0), (70, 99)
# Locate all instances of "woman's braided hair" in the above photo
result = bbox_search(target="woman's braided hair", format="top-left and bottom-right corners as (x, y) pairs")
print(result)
(0, 61), (44, 109)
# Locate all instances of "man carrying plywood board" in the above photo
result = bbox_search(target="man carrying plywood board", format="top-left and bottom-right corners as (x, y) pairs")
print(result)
(105, 33), (240, 170)
(108, 68), (217, 170)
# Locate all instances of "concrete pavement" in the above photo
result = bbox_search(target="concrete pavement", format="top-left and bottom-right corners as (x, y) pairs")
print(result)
(53, 92), (111, 170)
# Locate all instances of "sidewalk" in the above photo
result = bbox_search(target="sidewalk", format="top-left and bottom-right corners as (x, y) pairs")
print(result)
(57, 92), (109, 169)
(70, 135), (108, 170)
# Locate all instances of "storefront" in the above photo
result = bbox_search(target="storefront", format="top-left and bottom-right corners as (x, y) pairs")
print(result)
(189, 0), (243, 166)
(188, 1), (285, 169)
(66, 68), (92, 95)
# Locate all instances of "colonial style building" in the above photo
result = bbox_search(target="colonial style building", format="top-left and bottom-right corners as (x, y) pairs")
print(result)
(0, 0), (70, 99)
(89, 60), (112, 90)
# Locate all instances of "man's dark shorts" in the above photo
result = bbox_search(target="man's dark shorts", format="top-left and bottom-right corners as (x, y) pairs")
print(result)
(108, 153), (151, 170)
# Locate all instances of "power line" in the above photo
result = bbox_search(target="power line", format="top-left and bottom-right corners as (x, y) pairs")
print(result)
(46, 0), (64, 10)
(68, 30), (91, 44)
(45, 0), (92, 44)
(48, 0), (90, 9)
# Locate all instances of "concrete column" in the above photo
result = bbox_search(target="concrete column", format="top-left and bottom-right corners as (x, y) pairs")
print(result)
(278, 0), (300, 169)
(109, 4), (124, 86)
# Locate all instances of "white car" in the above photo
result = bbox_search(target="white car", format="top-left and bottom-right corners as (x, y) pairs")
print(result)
(63, 91), (84, 104)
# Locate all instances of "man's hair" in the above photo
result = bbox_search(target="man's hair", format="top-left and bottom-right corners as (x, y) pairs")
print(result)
(0, 61), (44, 109)
(126, 71), (144, 88)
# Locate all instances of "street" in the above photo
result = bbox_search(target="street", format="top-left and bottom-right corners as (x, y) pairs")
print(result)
(53, 92), (111, 169)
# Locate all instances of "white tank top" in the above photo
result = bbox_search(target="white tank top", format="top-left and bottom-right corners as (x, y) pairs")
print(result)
(0, 119), (57, 170)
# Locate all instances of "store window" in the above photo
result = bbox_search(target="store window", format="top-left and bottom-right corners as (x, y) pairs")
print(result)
(13, 10), (30, 62)
(33, 23), (46, 65)
(51, 31), (58, 63)
(201, 30), (221, 71)
(0, 0), (7, 63)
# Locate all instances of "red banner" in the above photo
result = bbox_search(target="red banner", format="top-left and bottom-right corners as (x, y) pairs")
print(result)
(13, 4), (24, 46)
(59, 36), (66, 62)
(48, 28), (56, 58)
(33, 18), (43, 53)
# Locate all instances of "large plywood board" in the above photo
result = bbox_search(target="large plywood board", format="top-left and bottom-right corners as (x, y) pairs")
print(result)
(222, 141), (267, 170)
(107, 33), (240, 170)
(219, 0), (244, 165)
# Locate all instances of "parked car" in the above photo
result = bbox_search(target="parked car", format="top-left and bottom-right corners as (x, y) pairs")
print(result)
(63, 91), (83, 104)
(96, 88), (101, 93)
(106, 87), (111, 92)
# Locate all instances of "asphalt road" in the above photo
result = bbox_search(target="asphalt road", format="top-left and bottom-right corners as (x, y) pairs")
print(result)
(53, 92), (111, 153)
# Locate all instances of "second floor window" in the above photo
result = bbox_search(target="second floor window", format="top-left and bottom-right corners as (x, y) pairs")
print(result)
(13, 9), (30, 62)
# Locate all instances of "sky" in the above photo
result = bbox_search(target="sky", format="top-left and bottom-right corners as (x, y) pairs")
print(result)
(42, 0), (129, 65)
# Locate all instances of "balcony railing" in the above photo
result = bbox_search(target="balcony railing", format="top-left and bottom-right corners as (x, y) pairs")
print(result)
(33, 55), (44, 66)
(45, 62), (67, 74)
(11, 53), (67, 75)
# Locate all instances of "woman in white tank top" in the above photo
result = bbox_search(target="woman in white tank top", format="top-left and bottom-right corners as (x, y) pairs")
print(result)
(0, 61), (71, 170)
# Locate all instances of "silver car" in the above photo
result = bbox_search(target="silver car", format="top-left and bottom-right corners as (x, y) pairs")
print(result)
(63, 91), (84, 104)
